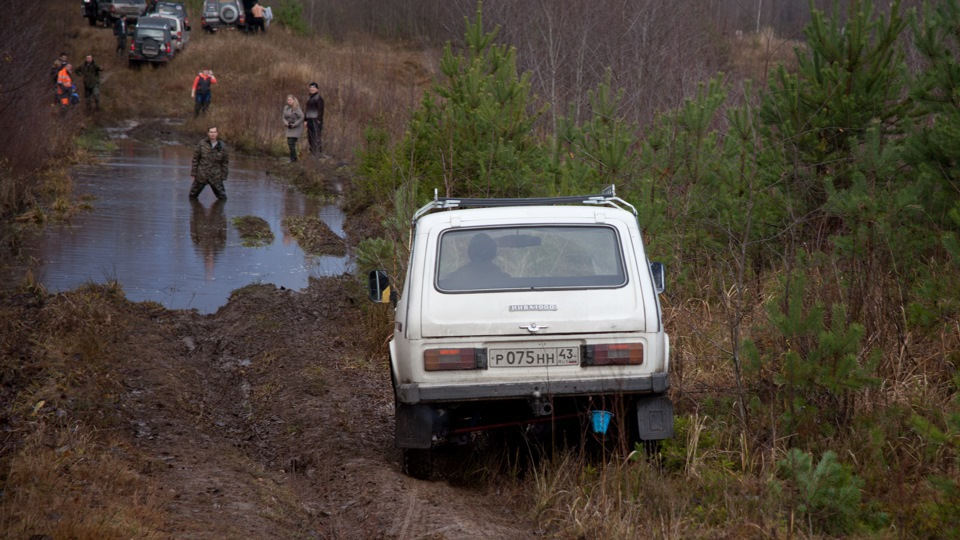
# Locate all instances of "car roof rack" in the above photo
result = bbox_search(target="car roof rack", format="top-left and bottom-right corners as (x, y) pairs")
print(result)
(412, 184), (637, 223)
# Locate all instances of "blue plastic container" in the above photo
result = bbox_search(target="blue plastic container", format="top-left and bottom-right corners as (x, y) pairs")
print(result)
(590, 410), (612, 434)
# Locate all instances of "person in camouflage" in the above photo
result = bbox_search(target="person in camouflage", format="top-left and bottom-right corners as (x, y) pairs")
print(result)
(189, 126), (229, 200)
(75, 55), (103, 112)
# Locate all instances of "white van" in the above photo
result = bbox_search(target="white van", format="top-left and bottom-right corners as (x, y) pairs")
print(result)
(369, 186), (674, 478)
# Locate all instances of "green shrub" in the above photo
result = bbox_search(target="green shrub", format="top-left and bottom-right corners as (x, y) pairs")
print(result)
(274, 0), (309, 35)
(777, 448), (875, 535)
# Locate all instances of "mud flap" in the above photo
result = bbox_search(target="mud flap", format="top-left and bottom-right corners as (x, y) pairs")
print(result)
(636, 395), (674, 440)
(395, 404), (433, 449)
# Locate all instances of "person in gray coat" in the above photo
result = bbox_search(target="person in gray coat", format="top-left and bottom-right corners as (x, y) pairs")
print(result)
(282, 94), (304, 162)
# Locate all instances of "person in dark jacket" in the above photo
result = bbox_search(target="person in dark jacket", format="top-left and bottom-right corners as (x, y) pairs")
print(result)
(114, 16), (128, 56)
(305, 82), (324, 156)
(190, 127), (229, 200)
(50, 52), (68, 85)
(75, 55), (103, 112)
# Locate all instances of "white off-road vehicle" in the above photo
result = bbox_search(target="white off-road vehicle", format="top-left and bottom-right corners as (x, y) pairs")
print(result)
(369, 186), (674, 479)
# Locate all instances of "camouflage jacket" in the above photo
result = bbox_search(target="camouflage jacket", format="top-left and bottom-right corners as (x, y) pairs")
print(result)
(75, 61), (102, 89)
(191, 139), (229, 183)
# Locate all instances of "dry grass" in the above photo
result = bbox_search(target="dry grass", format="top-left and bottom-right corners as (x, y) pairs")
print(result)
(0, 284), (170, 538)
(232, 215), (274, 246)
(528, 449), (779, 539)
(0, 420), (168, 539)
(727, 26), (802, 83)
(282, 215), (346, 256)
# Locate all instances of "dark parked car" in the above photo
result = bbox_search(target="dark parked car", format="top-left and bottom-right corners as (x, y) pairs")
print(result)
(201, 0), (245, 32)
(128, 16), (175, 67)
(97, 0), (147, 26)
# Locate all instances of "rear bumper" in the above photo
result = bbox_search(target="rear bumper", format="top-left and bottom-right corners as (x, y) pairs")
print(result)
(129, 55), (171, 62)
(202, 19), (243, 29)
(396, 372), (669, 404)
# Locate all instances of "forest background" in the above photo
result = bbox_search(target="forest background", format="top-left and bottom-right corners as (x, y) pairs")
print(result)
(2, 0), (960, 536)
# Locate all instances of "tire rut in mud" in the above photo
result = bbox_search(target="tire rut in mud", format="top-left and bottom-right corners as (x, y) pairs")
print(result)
(120, 276), (535, 538)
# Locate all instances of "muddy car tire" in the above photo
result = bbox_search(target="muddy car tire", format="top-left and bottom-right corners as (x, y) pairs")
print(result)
(402, 448), (432, 480)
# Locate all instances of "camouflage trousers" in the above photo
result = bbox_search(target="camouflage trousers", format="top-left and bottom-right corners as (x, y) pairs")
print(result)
(188, 178), (227, 200)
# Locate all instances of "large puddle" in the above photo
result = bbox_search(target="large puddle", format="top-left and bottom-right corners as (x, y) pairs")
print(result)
(21, 135), (350, 314)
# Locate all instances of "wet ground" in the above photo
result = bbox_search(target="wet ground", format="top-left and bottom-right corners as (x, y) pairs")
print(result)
(22, 135), (349, 314)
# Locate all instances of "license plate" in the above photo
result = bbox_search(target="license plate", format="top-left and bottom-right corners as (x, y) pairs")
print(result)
(489, 347), (579, 367)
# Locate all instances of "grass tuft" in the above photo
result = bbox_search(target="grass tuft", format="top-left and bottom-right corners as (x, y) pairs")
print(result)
(232, 215), (275, 246)
(282, 215), (346, 256)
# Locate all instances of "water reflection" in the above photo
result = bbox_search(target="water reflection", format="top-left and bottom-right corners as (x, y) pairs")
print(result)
(190, 198), (227, 280)
(22, 138), (351, 313)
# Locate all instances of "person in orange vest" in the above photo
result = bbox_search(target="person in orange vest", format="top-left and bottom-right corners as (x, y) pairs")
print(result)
(50, 52), (68, 103)
(191, 69), (217, 118)
(56, 63), (76, 116)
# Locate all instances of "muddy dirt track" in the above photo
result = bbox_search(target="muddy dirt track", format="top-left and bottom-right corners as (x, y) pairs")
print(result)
(103, 273), (536, 538)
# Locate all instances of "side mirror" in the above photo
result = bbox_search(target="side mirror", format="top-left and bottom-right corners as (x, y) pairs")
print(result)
(368, 270), (392, 304)
(650, 262), (665, 294)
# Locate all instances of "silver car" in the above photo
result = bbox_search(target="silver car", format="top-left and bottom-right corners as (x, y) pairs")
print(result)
(152, 13), (188, 51)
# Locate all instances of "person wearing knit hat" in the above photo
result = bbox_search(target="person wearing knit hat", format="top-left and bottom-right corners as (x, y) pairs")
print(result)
(305, 82), (325, 156)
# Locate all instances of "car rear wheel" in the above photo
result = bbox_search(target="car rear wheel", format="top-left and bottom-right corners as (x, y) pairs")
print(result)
(141, 38), (160, 58)
(401, 448), (433, 480)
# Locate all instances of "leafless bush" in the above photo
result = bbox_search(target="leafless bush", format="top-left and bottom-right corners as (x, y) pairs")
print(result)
(0, 0), (72, 219)
(298, 0), (839, 134)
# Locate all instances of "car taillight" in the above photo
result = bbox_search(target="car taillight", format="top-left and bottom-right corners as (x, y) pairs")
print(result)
(239, 13), (245, 23)
(581, 343), (644, 366)
(130, 40), (135, 51)
(424, 348), (487, 371)
(166, 42), (171, 53)
(177, 31), (181, 38)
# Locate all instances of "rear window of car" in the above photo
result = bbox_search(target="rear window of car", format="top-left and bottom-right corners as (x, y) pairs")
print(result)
(156, 16), (179, 28)
(136, 28), (167, 40)
(436, 226), (627, 292)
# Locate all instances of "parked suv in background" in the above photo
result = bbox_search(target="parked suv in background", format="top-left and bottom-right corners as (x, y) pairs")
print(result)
(201, 0), (245, 32)
(149, 1), (191, 31)
(97, 0), (147, 26)
(128, 17), (175, 67)
(368, 186), (674, 479)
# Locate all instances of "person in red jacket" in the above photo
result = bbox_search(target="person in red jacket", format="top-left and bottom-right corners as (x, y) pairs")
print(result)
(191, 69), (218, 117)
